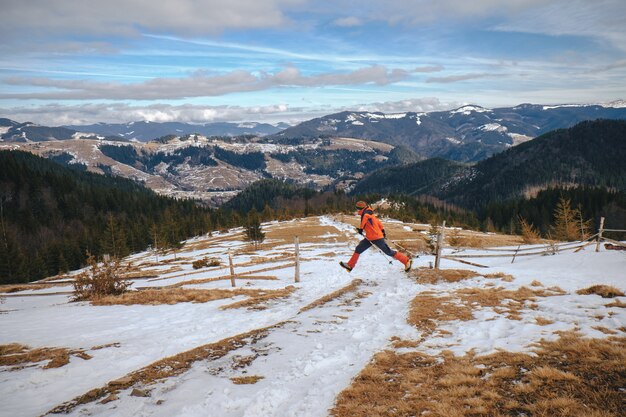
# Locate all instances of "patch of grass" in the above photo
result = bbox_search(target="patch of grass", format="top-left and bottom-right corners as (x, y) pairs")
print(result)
(535, 316), (554, 326)
(606, 299), (626, 308)
(577, 285), (624, 298)
(408, 286), (566, 337)
(220, 286), (297, 310)
(409, 268), (479, 284)
(230, 375), (264, 384)
(0, 344), (91, 370)
(46, 323), (285, 414)
(484, 272), (515, 282)
(92, 287), (295, 307)
(299, 279), (363, 313)
(331, 332), (626, 417)
(191, 257), (221, 269)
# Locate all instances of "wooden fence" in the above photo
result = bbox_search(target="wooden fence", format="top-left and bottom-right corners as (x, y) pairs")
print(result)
(433, 216), (625, 269)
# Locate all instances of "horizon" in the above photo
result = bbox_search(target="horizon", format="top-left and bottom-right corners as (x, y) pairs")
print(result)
(1, 1), (626, 126)
(4, 100), (626, 128)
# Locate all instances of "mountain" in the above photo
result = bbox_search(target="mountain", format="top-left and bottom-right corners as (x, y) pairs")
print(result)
(0, 121), (82, 142)
(0, 131), (416, 205)
(273, 103), (626, 162)
(64, 121), (291, 141)
(353, 119), (626, 208)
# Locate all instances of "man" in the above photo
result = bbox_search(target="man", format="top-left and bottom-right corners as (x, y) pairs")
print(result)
(340, 201), (412, 272)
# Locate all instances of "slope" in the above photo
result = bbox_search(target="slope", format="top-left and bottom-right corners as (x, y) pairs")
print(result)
(0, 150), (210, 284)
(0, 216), (624, 417)
(353, 119), (626, 208)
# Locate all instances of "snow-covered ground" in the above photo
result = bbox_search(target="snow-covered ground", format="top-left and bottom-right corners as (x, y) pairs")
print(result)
(1, 216), (624, 417)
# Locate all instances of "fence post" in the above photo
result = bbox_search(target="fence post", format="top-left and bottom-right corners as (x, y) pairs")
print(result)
(294, 236), (300, 283)
(511, 245), (520, 264)
(595, 217), (605, 252)
(435, 221), (446, 269)
(228, 251), (236, 287)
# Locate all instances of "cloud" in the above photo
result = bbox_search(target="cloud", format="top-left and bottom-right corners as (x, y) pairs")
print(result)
(1, 65), (411, 100)
(0, 103), (300, 126)
(332, 16), (364, 27)
(426, 73), (502, 83)
(413, 65), (444, 73)
(351, 97), (458, 113)
(0, 97), (461, 126)
(491, 0), (626, 51)
(1, 0), (300, 40)
(586, 59), (626, 74)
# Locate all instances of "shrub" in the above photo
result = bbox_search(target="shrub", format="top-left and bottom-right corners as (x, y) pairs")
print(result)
(73, 254), (131, 301)
(576, 285), (624, 298)
(192, 258), (221, 269)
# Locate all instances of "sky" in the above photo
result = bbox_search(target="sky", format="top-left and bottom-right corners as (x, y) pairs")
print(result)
(1, 0), (626, 125)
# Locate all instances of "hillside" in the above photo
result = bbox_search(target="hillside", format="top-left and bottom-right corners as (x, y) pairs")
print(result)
(1, 216), (624, 417)
(0, 151), (211, 284)
(273, 103), (626, 162)
(0, 134), (411, 204)
(354, 119), (626, 208)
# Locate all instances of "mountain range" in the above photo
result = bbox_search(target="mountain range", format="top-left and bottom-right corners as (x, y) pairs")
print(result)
(0, 119), (290, 143)
(272, 101), (626, 162)
(2, 101), (626, 205)
(352, 119), (626, 208)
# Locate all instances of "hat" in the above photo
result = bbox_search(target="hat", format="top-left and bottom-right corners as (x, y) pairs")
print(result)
(355, 201), (367, 209)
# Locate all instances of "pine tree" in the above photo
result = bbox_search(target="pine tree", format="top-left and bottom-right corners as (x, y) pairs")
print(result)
(551, 197), (580, 241)
(519, 216), (541, 243)
(245, 209), (265, 249)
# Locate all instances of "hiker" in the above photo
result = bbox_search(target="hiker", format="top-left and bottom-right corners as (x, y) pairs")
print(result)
(340, 201), (412, 272)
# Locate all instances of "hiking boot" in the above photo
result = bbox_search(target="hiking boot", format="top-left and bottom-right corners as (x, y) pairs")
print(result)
(339, 261), (353, 272)
(404, 258), (412, 272)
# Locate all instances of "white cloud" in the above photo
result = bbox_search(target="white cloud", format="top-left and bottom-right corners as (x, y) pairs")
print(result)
(1, 0), (301, 39)
(0, 103), (299, 126)
(332, 16), (363, 27)
(351, 97), (458, 113)
(1, 65), (411, 100)
(426, 72), (503, 83)
(0, 98), (460, 126)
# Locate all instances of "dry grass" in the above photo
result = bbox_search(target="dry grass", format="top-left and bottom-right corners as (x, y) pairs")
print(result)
(47, 323), (285, 414)
(0, 343), (92, 370)
(230, 375), (264, 384)
(409, 268), (479, 284)
(535, 316), (554, 325)
(266, 218), (350, 245)
(484, 272), (515, 282)
(220, 286), (297, 310)
(92, 287), (296, 308)
(576, 285), (624, 298)
(606, 299), (626, 308)
(408, 286), (566, 338)
(0, 282), (68, 294)
(299, 279), (363, 313)
(331, 332), (626, 417)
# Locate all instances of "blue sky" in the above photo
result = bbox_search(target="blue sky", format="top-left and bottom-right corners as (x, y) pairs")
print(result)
(1, 0), (625, 125)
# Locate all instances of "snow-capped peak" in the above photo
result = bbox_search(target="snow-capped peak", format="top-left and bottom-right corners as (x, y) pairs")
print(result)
(602, 99), (626, 108)
(450, 105), (491, 115)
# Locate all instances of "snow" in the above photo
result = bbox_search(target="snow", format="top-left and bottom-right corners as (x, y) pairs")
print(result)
(1, 216), (625, 417)
(450, 105), (491, 115)
(478, 123), (507, 132)
(542, 104), (584, 110)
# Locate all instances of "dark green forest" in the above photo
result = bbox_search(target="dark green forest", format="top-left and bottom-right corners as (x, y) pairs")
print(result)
(0, 151), (216, 284)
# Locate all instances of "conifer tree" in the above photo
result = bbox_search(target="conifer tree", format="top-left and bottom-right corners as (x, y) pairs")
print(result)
(245, 208), (265, 249)
(551, 197), (580, 241)
(519, 216), (541, 243)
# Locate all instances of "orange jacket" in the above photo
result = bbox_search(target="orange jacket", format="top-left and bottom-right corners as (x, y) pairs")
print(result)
(358, 206), (385, 240)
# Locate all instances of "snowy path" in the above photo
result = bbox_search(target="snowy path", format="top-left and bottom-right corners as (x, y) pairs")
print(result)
(65, 258), (420, 417)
